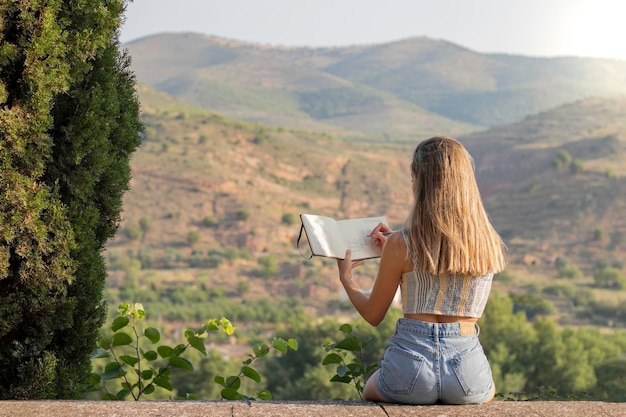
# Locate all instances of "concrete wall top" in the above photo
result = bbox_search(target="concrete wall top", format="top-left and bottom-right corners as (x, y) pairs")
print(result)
(0, 400), (625, 417)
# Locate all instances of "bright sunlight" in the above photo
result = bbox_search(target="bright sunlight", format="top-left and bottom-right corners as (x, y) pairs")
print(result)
(559, 1), (626, 60)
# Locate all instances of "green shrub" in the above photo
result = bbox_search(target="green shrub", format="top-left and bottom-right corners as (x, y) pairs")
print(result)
(551, 150), (572, 170)
(253, 255), (278, 278)
(237, 281), (251, 296)
(495, 269), (514, 283)
(569, 159), (584, 173)
(123, 227), (143, 241)
(281, 213), (296, 226)
(202, 216), (218, 228)
(187, 230), (201, 246)
(510, 294), (556, 320)
(593, 228), (605, 241)
(323, 323), (380, 400)
(558, 264), (583, 279)
(139, 217), (152, 234)
(235, 210), (250, 221)
(594, 267), (626, 289)
(90, 303), (298, 401)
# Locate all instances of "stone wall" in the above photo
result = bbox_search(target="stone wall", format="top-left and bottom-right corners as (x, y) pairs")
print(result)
(0, 400), (624, 417)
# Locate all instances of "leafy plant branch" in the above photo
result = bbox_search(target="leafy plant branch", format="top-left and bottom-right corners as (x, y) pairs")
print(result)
(90, 302), (297, 401)
(323, 323), (379, 400)
(215, 337), (299, 400)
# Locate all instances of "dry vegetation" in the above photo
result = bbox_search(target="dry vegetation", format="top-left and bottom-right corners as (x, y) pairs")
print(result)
(105, 86), (626, 333)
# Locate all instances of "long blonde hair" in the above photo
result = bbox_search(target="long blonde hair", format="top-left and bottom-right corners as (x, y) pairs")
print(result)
(405, 136), (506, 276)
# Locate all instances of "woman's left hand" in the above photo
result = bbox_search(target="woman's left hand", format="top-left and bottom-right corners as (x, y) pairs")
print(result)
(337, 249), (363, 281)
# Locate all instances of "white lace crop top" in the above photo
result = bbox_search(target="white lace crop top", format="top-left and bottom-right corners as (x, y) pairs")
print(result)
(400, 231), (494, 318)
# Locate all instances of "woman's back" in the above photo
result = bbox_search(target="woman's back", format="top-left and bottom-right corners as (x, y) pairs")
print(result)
(400, 269), (493, 319)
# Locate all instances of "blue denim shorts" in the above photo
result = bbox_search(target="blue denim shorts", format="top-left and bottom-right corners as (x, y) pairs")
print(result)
(376, 318), (494, 405)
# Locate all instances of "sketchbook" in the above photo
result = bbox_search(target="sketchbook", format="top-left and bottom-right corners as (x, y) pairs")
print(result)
(297, 213), (389, 260)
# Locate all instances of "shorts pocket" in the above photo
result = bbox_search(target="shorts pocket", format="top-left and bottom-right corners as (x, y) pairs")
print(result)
(379, 346), (425, 395)
(450, 346), (493, 396)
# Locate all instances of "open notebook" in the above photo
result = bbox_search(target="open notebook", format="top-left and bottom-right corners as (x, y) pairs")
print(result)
(297, 213), (389, 260)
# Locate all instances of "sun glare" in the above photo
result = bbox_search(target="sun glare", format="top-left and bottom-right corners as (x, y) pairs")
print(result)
(562, 2), (626, 60)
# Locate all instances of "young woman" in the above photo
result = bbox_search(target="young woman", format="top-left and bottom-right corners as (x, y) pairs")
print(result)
(337, 136), (506, 405)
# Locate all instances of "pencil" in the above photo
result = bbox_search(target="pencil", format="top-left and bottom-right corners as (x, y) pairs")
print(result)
(366, 231), (395, 237)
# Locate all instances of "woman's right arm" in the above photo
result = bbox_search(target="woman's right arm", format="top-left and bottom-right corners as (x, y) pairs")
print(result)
(337, 232), (406, 326)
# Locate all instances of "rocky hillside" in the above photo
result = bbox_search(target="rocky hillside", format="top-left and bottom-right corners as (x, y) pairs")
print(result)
(106, 86), (626, 319)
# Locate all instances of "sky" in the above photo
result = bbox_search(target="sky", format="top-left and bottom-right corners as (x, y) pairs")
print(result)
(121, 0), (626, 61)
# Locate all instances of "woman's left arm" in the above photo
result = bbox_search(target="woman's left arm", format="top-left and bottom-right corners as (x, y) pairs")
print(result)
(337, 232), (407, 326)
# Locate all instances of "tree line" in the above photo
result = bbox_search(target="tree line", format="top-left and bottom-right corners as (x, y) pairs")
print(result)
(125, 292), (626, 402)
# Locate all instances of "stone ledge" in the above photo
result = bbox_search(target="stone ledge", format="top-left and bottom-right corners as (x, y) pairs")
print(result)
(0, 400), (624, 417)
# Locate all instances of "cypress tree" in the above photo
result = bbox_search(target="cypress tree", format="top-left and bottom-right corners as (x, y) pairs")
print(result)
(0, 0), (141, 398)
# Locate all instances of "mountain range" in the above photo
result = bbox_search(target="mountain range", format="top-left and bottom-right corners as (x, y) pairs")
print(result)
(124, 33), (626, 140)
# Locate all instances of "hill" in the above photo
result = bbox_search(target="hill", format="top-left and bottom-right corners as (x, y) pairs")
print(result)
(461, 97), (626, 270)
(105, 85), (626, 329)
(106, 84), (412, 317)
(123, 33), (626, 135)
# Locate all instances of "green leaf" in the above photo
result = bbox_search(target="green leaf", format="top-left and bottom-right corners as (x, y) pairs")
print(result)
(120, 355), (139, 366)
(142, 350), (158, 361)
(221, 388), (243, 400)
(153, 376), (173, 391)
(322, 353), (343, 365)
(339, 323), (353, 333)
(187, 335), (207, 355)
(242, 365), (261, 383)
(330, 375), (351, 384)
(115, 388), (131, 400)
(366, 363), (380, 373)
(88, 372), (101, 386)
(112, 332), (133, 346)
(205, 319), (220, 331)
(171, 343), (186, 356)
(102, 393), (117, 400)
(143, 384), (155, 395)
(347, 363), (363, 373)
(214, 375), (226, 387)
(141, 370), (154, 380)
(336, 364), (350, 377)
(91, 347), (109, 359)
(101, 363), (126, 380)
(98, 337), (112, 350)
(169, 356), (193, 372)
(157, 345), (173, 358)
(226, 376), (241, 390)
(144, 327), (160, 344)
(117, 303), (130, 315)
(253, 343), (270, 357)
(272, 338), (288, 353)
(335, 336), (360, 352)
(132, 303), (146, 319)
(257, 389), (272, 400)
(287, 338), (299, 351)
(111, 316), (129, 332)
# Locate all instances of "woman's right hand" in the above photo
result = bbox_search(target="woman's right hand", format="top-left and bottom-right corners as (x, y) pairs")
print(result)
(370, 222), (392, 249)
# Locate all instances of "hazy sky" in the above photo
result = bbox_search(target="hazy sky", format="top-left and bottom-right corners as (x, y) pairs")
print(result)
(121, 0), (626, 60)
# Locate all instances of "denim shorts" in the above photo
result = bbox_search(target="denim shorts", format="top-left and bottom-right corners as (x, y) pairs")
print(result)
(376, 318), (494, 405)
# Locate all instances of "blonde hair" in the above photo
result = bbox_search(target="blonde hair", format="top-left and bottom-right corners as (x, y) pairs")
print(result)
(405, 136), (506, 276)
